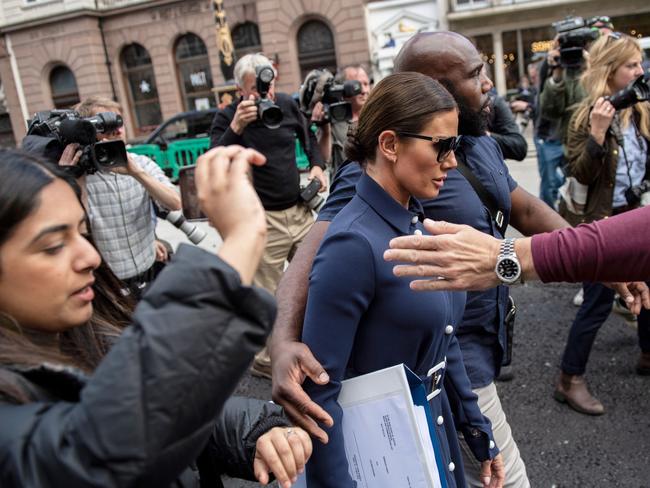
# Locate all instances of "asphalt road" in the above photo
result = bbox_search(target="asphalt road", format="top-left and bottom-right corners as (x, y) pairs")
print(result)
(224, 281), (650, 488)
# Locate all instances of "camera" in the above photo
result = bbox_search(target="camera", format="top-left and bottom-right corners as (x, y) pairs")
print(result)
(299, 178), (324, 212)
(24, 109), (128, 177)
(552, 16), (600, 69)
(625, 180), (650, 207)
(163, 210), (207, 245)
(299, 69), (362, 125)
(255, 65), (283, 129)
(606, 74), (650, 111)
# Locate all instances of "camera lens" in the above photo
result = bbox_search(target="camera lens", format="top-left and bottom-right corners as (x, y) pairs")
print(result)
(328, 102), (352, 123)
(258, 100), (283, 129)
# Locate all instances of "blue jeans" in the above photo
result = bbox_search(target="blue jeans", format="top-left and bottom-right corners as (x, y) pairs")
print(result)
(535, 138), (565, 208)
(561, 282), (650, 375)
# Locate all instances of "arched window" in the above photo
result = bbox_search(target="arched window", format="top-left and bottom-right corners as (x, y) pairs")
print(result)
(175, 33), (215, 111)
(49, 65), (80, 109)
(297, 20), (337, 79)
(121, 43), (162, 132)
(232, 22), (262, 59)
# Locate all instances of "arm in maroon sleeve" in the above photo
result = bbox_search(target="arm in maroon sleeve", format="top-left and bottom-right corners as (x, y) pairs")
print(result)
(531, 206), (650, 283)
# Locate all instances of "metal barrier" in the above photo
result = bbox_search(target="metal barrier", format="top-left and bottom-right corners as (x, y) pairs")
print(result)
(129, 135), (311, 180)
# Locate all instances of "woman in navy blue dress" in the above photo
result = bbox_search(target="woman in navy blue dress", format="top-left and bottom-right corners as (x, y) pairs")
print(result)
(302, 72), (504, 488)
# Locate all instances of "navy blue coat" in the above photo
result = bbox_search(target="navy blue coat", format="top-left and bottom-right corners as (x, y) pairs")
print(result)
(318, 136), (517, 388)
(302, 174), (498, 488)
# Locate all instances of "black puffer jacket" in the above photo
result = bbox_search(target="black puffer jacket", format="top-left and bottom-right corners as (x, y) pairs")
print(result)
(0, 245), (282, 488)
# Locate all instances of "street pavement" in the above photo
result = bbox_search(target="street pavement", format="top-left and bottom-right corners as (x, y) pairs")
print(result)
(158, 133), (650, 487)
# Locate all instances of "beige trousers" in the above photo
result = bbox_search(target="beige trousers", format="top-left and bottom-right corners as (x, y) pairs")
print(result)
(254, 203), (314, 365)
(458, 382), (530, 488)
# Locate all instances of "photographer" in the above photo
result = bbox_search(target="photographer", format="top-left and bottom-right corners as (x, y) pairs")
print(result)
(61, 97), (181, 295)
(556, 33), (650, 415)
(311, 65), (370, 172)
(532, 54), (567, 208)
(209, 53), (326, 379)
(539, 16), (613, 146)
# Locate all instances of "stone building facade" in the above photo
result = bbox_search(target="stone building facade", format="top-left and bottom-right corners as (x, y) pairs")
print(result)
(2, 0), (648, 145)
(447, 0), (650, 94)
(0, 0), (371, 144)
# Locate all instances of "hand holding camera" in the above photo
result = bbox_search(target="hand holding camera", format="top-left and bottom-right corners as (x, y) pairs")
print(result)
(194, 145), (268, 284)
(230, 95), (259, 135)
(589, 97), (616, 145)
(58, 143), (83, 167)
(25, 109), (129, 177)
(230, 65), (284, 133)
(195, 145), (266, 241)
(299, 69), (362, 126)
(552, 16), (599, 71)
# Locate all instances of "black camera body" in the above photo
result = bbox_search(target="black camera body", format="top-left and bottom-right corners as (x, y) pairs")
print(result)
(300, 69), (362, 125)
(299, 178), (324, 212)
(25, 109), (128, 176)
(255, 65), (283, 129)
(552, 16), (599, 69)
(607, 74), (650, 111)
(625, 179), (650, 207)
(320, 78), (362, 124)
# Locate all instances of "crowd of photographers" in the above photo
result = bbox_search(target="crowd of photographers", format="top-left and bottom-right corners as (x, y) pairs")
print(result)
(511, 15), (650, 415)
(1, 12), (649, 488)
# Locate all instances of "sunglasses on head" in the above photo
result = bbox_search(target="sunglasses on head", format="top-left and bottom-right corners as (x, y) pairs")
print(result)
(397, 133), (462, 162)
(588, 15), (614, 28)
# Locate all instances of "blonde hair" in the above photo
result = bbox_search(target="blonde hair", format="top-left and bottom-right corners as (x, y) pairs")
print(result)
(572, 34), (650, 139)
(74, 97), (122, 118)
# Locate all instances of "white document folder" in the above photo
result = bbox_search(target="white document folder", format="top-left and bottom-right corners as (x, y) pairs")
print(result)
(296, 364), (447, 488)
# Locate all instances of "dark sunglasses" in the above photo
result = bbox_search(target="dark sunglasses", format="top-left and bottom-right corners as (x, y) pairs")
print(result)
(398, 133), (462, 162)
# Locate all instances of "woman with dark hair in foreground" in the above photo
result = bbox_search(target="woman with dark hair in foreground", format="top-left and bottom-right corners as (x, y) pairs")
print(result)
(0, 147), (310, 488)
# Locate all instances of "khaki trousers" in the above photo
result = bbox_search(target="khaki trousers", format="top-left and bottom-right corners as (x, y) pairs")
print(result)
(254, 203), (314, 366)
(458, 382), (530, 488)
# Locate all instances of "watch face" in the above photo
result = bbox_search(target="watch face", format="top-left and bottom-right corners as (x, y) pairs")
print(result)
(497, 257), (521, 281)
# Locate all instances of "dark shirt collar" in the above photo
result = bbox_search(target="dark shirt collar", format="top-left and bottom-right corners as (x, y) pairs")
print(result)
(460, 134), (478, 149)
(356, 171), (425, 234)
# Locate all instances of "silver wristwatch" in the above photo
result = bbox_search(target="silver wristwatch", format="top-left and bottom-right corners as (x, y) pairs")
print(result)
(495, 238), (522, 285)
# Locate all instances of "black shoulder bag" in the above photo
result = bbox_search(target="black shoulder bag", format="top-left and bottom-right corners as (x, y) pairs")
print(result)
(455, 156), (516, 367)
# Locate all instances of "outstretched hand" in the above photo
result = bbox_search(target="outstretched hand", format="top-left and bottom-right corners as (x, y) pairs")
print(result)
(195, 145), (267, 283)
(606, 282), (650, 315)
(384, 219), (503, 291)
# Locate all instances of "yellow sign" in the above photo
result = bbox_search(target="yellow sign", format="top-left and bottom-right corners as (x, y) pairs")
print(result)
(531, 40), (554, 53)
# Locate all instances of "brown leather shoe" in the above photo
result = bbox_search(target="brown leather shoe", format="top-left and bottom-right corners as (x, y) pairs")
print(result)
(553, 372), (605, 415)
(636, 352), (650, 376)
